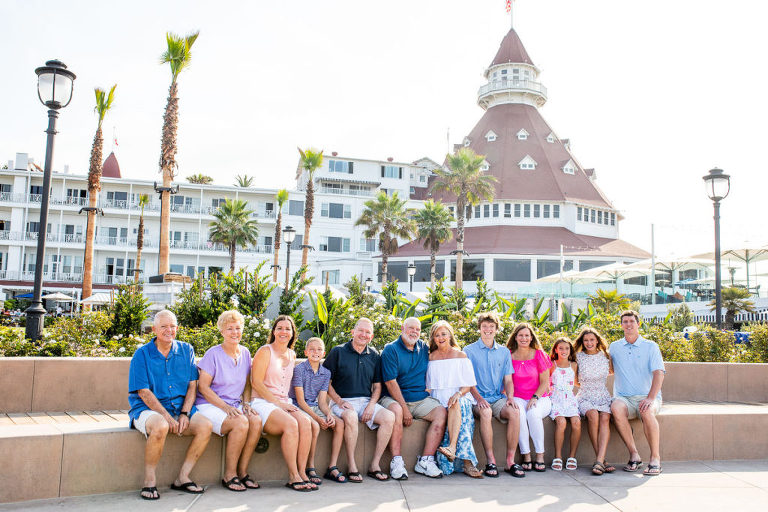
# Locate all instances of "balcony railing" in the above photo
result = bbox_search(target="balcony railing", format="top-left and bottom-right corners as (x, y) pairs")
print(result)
(0, 192), (27, 203)
(319, 187), (374, 197)
(0, 230), (23, 241)
(251, 211), (277, 219)
(51, 196), (88, 207)
(477, 79), (548, 98)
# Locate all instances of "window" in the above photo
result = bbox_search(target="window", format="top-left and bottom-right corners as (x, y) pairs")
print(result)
(533, 204), (540, 218)
(419, 175), (426, 183)
(610, 213), (616, 226)
(412, 260), (445, 282)
(579, 260), (614, 271)
(493, 260), (531, 282)
(319, 236), (350, 252)
(484, 204), (490, 218)
(321, 270), (341, 285)
(211, 198), (227, 208)
(493, 204), (499, 217)
(543, 205), (550, 218)
(553, 205), (560, 218)
(537, 259), (573, 279)
(517, 129), (529, 140)
(465, 206), (472, 219)
(598, 211), (603, 224)
(378, 261), (408, 283)
(463, 138), (471, 147)
(0, 184), (11, 193)
(448, 206), (455, 216)
(518, 155), (536, 170)
(288, 200), (304, 216)
(381, 165), (403, 179)
(107, 191), (128, 202)
(563, 159), (576, 175)
(485, 131), (497, 142)
(360, 238), (377, 252)
(577, 207), (582, 221)
(29, 185), (43, 195)
(169, 264), (183, 274)
(410, 187), (415, 195)
(450, 259), (484, 281)
(328, 160), (353, 174)
(321, 202), (351, 219)
(481, 162), (489, 171)
(514, 204), (521, 217)
(290, 234), (303, 250)
(504, 204), (511, 218)
(66, 188), (86, 201)
(590, 209), (596, 223)
(523, 204), (531, 218)
(546, 133), (555, 143)
(474, 205), (480, 218)
(349, 184), (369, 195)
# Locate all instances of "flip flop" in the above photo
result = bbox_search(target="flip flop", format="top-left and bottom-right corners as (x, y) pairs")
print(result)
(221, 477), (246, 492)
(438, 446), (456, 461)
(367, 470), (390, 481)
(643, 464), (663, 476)
(324, 466), (347, 483)
(347, 471), (363, 483)
(624, 460), (642, 472)
(483, 463), (499, 478)
(285, 481), (312, 492)
(170, 481), (204, 494)
(533, 461), (546, 472)
(239, 474), (260, 489)
(520, 461), (533, 471)
(504, 464), (526, 478)
(140, 486), (159, 500)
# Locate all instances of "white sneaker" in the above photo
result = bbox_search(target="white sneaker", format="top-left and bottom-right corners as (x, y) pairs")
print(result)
(390, 458), (409, 480)
(414, 458), (443, 478)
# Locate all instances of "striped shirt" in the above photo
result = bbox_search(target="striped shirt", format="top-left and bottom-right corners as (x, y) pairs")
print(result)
(289, 360), (331, 407)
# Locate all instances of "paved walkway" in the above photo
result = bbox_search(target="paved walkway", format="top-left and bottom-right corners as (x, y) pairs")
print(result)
(1, 460), (766, 511)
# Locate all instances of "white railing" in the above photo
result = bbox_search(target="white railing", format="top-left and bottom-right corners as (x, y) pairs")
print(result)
(169, 239), (200, 250)
(0, 231), (23, 241)
(28, 194), (42, 203)
(61, 233), (84, 244)
(51, 196), (89, 207)
(0, 192), (27, 203)
(478, 79), (548, 98)
(319, 186), (374, 197)
(25, 232), (58, 242)
(94, 236), (129, 246)
(170, 203), (201, 214)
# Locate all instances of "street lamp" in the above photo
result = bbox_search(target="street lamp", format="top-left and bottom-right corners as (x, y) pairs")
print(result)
(282, 225), (296, 292)
(407, 262), (416, 292)
(25, 60), (76, 341)
(703, 167), (731, 329)
(365, 277), (373, 293)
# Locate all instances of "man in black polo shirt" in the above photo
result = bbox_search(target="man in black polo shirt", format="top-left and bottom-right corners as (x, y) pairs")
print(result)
(324, 317), (395, 482)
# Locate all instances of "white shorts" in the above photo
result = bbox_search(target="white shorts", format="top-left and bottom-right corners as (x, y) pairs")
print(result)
(195, 402), (243, 436)
(331, 396), (384, 430)
(250, 397), (290, 424)
(133, 410), (161, 438)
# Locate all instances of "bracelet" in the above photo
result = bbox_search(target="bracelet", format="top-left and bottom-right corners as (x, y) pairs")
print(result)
(179, 411), (189, 417)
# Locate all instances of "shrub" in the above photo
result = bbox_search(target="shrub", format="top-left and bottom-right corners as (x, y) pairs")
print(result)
(0, 326), (34, 356)
(38, 312), (114, 356)
(107, 284), (150, 338)
(742, 323), (768, 363)
(688, 325), (738, 362)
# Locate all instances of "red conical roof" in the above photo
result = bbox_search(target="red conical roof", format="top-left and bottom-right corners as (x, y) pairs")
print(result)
(102, 152), (121, 178)
(490, 28), (534, 67)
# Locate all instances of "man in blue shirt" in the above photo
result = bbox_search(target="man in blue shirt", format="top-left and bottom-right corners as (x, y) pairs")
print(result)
(465, 311), (524, 478)
(609, 310), (665, 476)
(128, 310), (213, 500)
(380, 317), (446, 479)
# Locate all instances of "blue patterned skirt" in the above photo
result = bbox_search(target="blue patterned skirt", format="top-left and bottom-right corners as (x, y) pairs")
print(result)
(435, 396), (478, 475)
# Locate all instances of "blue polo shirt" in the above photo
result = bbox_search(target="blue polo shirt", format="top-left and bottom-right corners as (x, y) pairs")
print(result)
(128, 338), (199, 426)
(463, 338), (513, 404)
(609, 336), (665, 398)
(381, 336), (429, 402)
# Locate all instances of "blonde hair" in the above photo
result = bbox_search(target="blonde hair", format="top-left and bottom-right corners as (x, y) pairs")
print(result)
(305, 337), (325, 351)
(217, 310), (244, 332)
(428, 320), (459, 353)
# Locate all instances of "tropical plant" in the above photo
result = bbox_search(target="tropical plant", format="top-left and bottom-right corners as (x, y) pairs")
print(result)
(279, 266), (313, 337)
(209, 199), (259, 272)
(430, 147), (496, 290)
(554, 302), (596, 334)
(447, 285), (468, 313)
(158, 30), (199, 275)
(171, 273), (233, 328)
(381, 280), (401, 311)
(186, 173), (213, 184)
(413, 199), (453, 286)
(235, 174), (254, 188)
(106, 284), (150, 338)
(494, 294), (527, 321)
(223, 264), (276, 317)
(709, 287), (755, 330)
(528, 298), (551, 330)
(667, 303), (694, 331)
(355, 191), (416, 285)
(82, 84), (117, 301)
(471, 279), (493, 314)
(272, 189), (289, 282)
(134, 194), (150, 281)
(588, 288), (630, 313)
(297, 148), (324, 280)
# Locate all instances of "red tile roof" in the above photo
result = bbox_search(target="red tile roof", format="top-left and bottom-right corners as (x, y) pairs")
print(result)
(394, 225), (649, 260)
(490, 28), (534, 67)
(102, 152), (121, 179)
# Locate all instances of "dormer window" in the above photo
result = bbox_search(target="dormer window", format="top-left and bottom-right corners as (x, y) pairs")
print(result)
(562, 159), (576, 175)
(517, 129), (529, 141)
(485, 130), (497, 142)
(518, 155), (537, 170)
(481, 160), (490, 171)
(463, 137), (471, 147)
(546, 133), (555, 143)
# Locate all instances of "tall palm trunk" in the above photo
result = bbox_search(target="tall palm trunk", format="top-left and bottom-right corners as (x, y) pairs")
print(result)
(82, 126), (103, 301)
(158, 81), (179, 275)
(455, 196), (466, 290)
(135, 211), (145, 282)
(430, 247), (437, 287)
(229, 243), (236, 273)
(381, 255), (389, 285)
(272, 211), (282, 282)
(301, 179), (314, 280)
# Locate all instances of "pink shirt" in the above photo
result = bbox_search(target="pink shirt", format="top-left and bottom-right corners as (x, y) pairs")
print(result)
(253, 344), (295, 403)
(511, 349), (552, 400)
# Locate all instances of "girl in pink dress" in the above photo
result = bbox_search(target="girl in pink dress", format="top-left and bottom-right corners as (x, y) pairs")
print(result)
(548, 337), (581, 471)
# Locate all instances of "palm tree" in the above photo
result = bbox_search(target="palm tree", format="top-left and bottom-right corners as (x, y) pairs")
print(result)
(134, 194), (150, 282)
(709, 287), (755, 330)
(82, 84), (116, 301)
(413, 200), (453, 287)
(589, 288), (630, 313)
(235, 174), (254, 187)
(297, 147), (323, 280)
(355, 191), (416, 285)
(272, 189), (289, 282)
(430, 147), (496, 289)
(209, 199), (259, 272)
(186, 173), (213, 184)
(158, 30), (199, 275)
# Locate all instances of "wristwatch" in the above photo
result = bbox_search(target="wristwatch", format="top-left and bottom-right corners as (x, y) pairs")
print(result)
(531, 394), (539, 400)
(179, 411), (190, 417)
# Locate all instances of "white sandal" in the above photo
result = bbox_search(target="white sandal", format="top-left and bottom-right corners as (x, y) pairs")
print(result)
(551, 458), (563, 471)
(566, 457), (578, 470)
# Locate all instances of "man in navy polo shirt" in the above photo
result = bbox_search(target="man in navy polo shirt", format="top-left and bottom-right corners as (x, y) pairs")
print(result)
(380, 317), (446, 479)
(128, 310), (213, 500)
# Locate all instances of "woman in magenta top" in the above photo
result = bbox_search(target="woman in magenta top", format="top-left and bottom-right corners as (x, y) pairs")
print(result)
(251, 315), (316, 492)
(507, 323), (552, 472)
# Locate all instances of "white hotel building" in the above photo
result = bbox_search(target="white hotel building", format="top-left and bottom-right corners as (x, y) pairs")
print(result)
(0, 27), (649, 301)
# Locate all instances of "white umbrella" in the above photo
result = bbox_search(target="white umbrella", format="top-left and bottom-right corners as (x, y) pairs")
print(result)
(41, 292), (75, 302)
(80, 293), (113, 305)
(692, 242), (768, 289)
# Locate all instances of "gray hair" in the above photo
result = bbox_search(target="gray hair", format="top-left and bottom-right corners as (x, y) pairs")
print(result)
(153, 310), (178, 327)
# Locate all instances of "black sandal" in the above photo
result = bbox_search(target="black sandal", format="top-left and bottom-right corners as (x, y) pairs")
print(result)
(483, 463), (499, 478)
(285, 481), (312, 492)
(533, 461), (546, 472)
(239, 474), (260, 489)
(367, 469), (390, 481)
(520, 460), (533, 471)
(324, 466), (348, 483)
(306, 467), (323, 485)
(170, 481), (204, 494)
(504, 464), (526, 478)
(221, 476), (246, 492)
(347, 471), (363, 483)
(624, 459), (642, 472)
(140, 486), (159, 500)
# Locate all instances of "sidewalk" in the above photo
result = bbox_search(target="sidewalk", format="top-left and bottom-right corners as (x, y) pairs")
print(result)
(1, 460), (766, 511)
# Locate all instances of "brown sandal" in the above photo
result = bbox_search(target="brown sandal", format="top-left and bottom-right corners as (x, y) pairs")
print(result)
(463, 460), (484, 479)
(438, 446), (456, 461)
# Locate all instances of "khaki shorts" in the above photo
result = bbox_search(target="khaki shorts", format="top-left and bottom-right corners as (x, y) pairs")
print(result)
(379, 396), (442, 419)
(473, 397), (511, 424)
(613, 395), (662, 420)
(300, 405), (327, 420)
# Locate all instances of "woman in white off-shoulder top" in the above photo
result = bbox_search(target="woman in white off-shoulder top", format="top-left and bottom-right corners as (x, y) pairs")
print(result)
(425, 320), (483, 478)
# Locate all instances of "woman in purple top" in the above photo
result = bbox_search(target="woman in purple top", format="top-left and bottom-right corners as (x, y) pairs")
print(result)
(507, 323), (552, 472)
(196, 310), (263, 492)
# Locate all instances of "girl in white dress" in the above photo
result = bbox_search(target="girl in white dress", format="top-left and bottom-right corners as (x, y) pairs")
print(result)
(425, 320), (483, 478)
(548, 337), (581, 471)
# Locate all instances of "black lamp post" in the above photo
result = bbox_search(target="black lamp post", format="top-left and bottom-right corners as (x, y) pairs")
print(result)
(25, 60), (76, 341)
(703, 167), (731, 329)
(365, 277), (373, 293)
(407, 262), (416, 292)
(282, 226), (296, 292)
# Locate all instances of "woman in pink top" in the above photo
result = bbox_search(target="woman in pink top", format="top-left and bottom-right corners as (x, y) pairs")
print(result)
(507, 323), (552, 472)
(251, 315), (315, 492)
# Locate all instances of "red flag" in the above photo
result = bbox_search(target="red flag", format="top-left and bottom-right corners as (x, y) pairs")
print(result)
(506, 0), (512, 14)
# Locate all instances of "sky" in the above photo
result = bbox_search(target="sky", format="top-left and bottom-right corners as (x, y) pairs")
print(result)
(1, 0), (767, 273)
